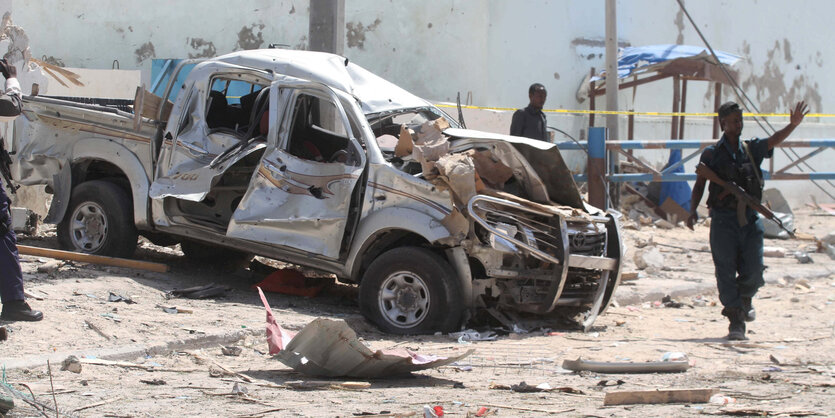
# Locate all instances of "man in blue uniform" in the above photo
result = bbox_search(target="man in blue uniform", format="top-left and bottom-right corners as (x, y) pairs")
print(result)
(688, 101), (807, 340)
(0, 59), (43, 322)
(510, 83), (548, 141)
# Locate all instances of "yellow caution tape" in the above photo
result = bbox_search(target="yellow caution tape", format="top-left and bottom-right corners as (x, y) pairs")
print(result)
(435, 103), (831, 118)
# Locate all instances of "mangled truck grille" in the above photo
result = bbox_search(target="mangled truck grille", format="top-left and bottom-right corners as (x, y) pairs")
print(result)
(567, 226), (607, 257)
(467, 195), (620, 327)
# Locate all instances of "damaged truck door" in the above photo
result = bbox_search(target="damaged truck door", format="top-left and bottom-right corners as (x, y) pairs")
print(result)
(227, 80), (365, 258)
(150, 67), (270, 205)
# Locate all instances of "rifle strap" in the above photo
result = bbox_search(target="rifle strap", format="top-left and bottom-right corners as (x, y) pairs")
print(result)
(732, 142), (761, 227)
(742, 141), (763, 187)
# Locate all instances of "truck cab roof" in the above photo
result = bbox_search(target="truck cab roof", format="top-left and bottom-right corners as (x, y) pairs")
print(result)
(214, 49), (431, 115)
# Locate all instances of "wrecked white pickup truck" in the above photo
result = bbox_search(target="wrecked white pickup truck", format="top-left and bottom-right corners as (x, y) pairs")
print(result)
(10, 49), (622, 334)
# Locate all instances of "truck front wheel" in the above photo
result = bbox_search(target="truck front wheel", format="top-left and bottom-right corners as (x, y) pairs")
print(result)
(58, 180), (138, 258)
(359, 247), (463, 334)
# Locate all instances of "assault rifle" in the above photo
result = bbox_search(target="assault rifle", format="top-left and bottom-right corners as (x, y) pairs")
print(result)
(0, 136), (17, 195)
(696, 162), (794, 238)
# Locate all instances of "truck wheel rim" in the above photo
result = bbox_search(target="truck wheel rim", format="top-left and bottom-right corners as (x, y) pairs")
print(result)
(378, 271), (430, 329)
(69, 202), (108, 252)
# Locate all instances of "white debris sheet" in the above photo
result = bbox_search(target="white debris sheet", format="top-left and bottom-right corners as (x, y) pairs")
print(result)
(258, 288), (473, 378)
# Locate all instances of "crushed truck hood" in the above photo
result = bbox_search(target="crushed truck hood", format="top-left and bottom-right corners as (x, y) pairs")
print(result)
(443, 128), (585, 209)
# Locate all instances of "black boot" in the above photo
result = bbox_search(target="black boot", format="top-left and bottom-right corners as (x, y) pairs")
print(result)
(1, 300), (44, 322)
(742, 297), (756, 322)
(722, 307), (747, 341)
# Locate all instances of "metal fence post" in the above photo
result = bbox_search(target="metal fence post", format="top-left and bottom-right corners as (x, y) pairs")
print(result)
(588, 127), (607, 209)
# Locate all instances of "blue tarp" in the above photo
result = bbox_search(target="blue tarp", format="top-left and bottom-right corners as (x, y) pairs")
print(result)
(151, 59), (195, 100)
(593, 44), (741, 81)
(658, 148), (691, 210)
(617, 44), (741, 79)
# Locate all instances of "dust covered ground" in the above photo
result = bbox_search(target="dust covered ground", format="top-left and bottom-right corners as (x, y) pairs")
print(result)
(1, 209), (834, 417)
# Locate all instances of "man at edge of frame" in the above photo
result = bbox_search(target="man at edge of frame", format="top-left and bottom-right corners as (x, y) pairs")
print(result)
(0, 58), (43, 322)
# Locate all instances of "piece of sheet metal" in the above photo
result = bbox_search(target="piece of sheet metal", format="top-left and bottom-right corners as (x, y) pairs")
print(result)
(562, 357), (690, 374)
(258, 288), (473, 378)
(446, 129), (584, 209)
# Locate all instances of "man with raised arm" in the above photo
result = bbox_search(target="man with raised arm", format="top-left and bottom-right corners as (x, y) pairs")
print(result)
(687, 101), (808, 340)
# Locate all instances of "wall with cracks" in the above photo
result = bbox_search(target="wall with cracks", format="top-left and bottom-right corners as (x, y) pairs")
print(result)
(7, 1), (830, 114)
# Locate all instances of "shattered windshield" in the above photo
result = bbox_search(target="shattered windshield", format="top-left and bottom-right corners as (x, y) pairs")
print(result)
(366, 106), (460, 139)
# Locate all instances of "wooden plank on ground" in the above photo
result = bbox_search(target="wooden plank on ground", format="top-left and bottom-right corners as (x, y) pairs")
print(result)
(285, 380), (371, 390)
(73, 396), (122, 412)
(17, 245), (169, 273)
(603, 388), (716, 406)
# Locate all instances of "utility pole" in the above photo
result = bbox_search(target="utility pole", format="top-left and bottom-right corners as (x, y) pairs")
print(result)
(604, 0), (619, 208)
(605, 0), (619, 142)
(309, 0), (345, 55)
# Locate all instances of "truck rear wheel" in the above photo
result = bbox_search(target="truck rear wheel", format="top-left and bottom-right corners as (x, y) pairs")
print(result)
(58, 180), (138, 258)
(359, 247), (463, 334)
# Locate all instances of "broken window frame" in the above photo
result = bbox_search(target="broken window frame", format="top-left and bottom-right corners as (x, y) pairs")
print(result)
(204, 72), (270, 137)
(279, 87), (363, 167)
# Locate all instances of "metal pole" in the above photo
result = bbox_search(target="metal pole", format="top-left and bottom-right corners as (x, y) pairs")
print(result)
(588, 127), (607, 209)
(671, 76), (680, 140)
(589, 68), (597, 128)
(605, 0), (619, 209)
(713, 82), (721, 139)
(679, 79), (688, 139)
(605, 0), (619, 141)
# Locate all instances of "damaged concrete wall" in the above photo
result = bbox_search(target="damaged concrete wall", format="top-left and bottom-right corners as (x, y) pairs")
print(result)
(10, 1), (832, 127)
(9, 0), (307, 77)
(343, 1), (490, 107)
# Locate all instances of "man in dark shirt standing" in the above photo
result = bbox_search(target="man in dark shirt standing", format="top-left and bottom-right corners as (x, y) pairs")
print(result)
(687, 101), (807, 340)
(510, 83), (548, 141)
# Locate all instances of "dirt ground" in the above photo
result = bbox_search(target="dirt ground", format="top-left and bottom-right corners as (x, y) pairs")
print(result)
(1, 209), (834, 417)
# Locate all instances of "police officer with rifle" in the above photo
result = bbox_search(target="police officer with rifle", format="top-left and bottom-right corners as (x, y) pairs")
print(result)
(688, 101), (808, 340)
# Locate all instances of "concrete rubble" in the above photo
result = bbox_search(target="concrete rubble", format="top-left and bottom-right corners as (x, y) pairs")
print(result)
(633, 246), (664, 271)
(0, 207), (832, 416)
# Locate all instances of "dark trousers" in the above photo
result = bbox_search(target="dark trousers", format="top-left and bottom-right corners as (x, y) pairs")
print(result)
(1, 183), (24, 303)
(709, 208), (765, 309)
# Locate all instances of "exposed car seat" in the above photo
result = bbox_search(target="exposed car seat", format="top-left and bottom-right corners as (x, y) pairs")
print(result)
(239, 89), (262, 127)
(206, 91), (232, 129)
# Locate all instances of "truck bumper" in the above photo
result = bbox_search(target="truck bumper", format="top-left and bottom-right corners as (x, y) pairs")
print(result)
(467, 195), (624, 330)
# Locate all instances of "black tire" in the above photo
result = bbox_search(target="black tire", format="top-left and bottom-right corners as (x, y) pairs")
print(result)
(57, 180), (138, 258)
(359, 246), (463, 334)
(179, 239), (252, 268)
